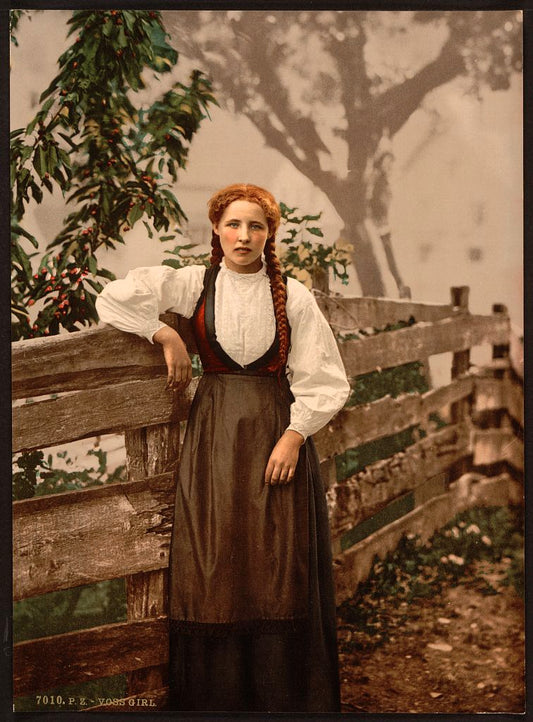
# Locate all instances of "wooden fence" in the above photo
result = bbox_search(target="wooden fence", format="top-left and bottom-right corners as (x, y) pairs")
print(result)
(12, 286), (523, 710)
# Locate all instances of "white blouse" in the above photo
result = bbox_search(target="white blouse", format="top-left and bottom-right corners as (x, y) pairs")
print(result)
(95, 259), (350, 439)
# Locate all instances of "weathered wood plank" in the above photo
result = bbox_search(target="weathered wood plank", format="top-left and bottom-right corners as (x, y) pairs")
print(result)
(314, 376), (474, 460)
(125, 423), (178, 695)
(327, 422), (471, 540)
(13, 618), (168, 697)
(333, 473), (513, 604)
(13, 377), (199, 453)
(474, 377), (523, 427)
(13, 474), (175, 601)
(473, 429), (524, 472)
(339, 313), (510, 377)
(315, 294), (457, 330)
(12, 314), (196, 399)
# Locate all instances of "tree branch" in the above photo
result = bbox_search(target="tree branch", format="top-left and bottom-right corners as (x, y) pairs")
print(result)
(244, 108), (344, 208)
(234, 14), (331, 162)
(370, 35), (465, 136)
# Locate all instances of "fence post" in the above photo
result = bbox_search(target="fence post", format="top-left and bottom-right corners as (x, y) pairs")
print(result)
(450, 286), (472, 479)
(311, 266), (330, 294)
(491, 303), (510, 375)
(124, 422), (181, 697)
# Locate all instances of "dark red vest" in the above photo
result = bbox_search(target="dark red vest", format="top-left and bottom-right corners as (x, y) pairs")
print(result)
(192, 265), (285, 376)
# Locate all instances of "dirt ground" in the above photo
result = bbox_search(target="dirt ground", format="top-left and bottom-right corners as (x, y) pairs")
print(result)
(338, 560), (525, 714)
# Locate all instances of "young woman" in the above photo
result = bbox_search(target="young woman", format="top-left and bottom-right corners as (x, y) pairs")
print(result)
(96, 183), (350, 713)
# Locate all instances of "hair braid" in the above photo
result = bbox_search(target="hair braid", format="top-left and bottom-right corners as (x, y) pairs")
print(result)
(209, 231), (224, 267)
(264, 237), (290, 369)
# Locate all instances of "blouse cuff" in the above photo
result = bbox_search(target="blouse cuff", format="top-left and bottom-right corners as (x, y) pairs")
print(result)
(147, 320), (167, 344)
(285, 423), (308, 442)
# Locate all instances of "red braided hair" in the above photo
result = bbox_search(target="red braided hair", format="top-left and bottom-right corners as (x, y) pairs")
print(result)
(207, 184), (289, 368)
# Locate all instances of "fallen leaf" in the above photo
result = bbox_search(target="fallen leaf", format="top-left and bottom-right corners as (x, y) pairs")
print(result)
(430, 692), (443, 699)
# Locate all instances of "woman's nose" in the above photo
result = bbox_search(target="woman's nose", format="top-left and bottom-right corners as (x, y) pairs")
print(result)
(238, 226), (250, 242)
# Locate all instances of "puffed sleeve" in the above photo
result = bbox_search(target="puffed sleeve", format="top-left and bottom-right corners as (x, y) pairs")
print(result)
(95, 265), (206, 343)
(285, 278), (350, 439)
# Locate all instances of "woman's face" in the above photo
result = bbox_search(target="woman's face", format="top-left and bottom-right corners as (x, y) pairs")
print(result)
(213, 200), (269, 274)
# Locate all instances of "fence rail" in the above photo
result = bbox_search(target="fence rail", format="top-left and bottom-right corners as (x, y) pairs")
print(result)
(12, 287), (523, 705)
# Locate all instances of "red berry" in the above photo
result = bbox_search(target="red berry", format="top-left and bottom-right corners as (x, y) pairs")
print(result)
(28, 299), (35, 306)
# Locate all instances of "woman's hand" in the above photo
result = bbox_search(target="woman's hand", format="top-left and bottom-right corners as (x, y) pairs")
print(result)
(153, 325), (192, 392)
(265, 430), (305, 485)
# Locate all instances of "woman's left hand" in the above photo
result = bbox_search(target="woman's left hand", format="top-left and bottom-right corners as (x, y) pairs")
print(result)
(265, 430), (305, 485)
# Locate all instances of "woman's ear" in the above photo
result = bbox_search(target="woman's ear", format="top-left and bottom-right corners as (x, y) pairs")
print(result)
(212, 222), (219, 235)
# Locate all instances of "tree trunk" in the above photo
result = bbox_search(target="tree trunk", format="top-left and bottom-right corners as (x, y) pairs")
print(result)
(342, 219), (386, 297)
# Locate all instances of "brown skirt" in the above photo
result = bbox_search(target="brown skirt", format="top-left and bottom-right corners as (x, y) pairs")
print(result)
(167, 373), (340, 712)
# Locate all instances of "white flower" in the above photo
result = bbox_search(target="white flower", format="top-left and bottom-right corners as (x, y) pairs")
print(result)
(440, 556), (449, 564)
(451, 527), (460, 539)
(481, 535), (492, 547)
(448, 554), (465, 566)
(466, 524), (481, 535)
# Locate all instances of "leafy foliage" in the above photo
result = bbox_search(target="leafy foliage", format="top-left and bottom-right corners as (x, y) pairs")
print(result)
(162, 241), (210, 270)
(13, 578), (126, 644)
(338, 505), (524, 651)
(11, 10), (216, 340)
(12, 446), (126, 501)
(9, 9), (32, 46)
(278, 202), (351, 286)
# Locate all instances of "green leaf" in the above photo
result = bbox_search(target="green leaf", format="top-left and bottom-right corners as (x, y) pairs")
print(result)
(87, 255), (98, 275)
(143, 220), (153, 239)
(25, 117), (38, 136)
(127, 203), (143, 226)
(58, 132), (78, 151)
(95, 267), (116, 281)
(33, 145), (48, 179)
(30, 182), (43, 203)
(307, 227), (324, 237)
(11, 223), (39, 248)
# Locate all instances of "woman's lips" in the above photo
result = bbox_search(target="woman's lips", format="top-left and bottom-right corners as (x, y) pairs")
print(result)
(234, 248), (251, 254)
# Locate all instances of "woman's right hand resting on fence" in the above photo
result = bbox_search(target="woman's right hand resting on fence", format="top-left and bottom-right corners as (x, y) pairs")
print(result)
(153, 325), (192, 392)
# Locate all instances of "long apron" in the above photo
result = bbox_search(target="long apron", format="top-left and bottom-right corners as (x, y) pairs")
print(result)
(167, 266), (340, 713)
